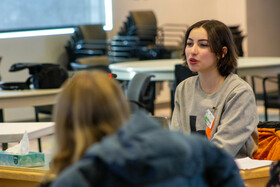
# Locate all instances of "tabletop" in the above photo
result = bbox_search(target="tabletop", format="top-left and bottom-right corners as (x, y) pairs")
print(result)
(0, 89), (61, 108)
(0, 122), (55, 143)
(109, 57), (280, 81)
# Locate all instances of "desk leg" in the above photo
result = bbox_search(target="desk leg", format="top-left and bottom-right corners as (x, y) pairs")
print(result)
(2, 143), (8, 150)
(0, 109), (4, 122)
(0, 109), (7, 150)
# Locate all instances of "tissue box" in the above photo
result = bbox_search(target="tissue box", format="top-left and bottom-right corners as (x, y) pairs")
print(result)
(0, 151), (45, 167)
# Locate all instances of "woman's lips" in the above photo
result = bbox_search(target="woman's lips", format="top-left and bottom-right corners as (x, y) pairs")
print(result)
(188, 58), (198, 64)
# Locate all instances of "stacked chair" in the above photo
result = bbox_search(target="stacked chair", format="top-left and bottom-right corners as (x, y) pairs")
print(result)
(228, 25), (246, 57)
(108, 36), (140, 63)
(158, 23), (188, 58)
(109, 10), (180, 63)
(65, 24), (110, 70)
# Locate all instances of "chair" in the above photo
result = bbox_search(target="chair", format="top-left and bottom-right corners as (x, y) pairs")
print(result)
(129, 10), (158, 46)
(66, 24), (109, 69)
(34, 105), (54, 152)
(152, 116), (170, 129)
(158, 23), (187, 58)
(33, 100), (55, 152)
(233, 35), (245, 57)
(65, 37), (105, 68)
(126, 73), (155, 114)
(251, 75), (265, 100)
(70, 62), (111, 73)
(262, 74), (280, 121)
(111, 10), (170, 63)
(108, 36), (140, 63)
(0, 56), (3, 122)
(74, 24), (108, 54)
(228, 25), (246, 57)
(171, 64), (197, 111)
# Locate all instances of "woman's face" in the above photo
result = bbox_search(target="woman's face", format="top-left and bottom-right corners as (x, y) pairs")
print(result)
(185, 27), (218, 74)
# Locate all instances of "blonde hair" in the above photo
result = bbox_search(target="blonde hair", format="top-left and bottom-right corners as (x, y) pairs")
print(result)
(49, 71), (130, 175)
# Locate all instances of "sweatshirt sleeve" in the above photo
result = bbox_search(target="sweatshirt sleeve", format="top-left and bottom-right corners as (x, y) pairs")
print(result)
(211, 84), (258, 157)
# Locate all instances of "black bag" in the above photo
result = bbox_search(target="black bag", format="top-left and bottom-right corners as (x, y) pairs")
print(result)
(28, 64), (69, 89)
(5, 63), (69, 89)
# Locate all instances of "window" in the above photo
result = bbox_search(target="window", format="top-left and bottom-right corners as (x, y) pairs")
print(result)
(0, 0), (112, 38)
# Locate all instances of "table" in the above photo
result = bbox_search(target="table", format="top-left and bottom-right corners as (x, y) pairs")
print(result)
(0, 165), (49, 187)
(109, 57), (280, 81)
(0, 89), (59, 150)
(0, 163), (270, 187)
(0, 122), (54, 144)
(0, 89), (61, 109)
(0, 154), (52, 187)
(0, 88), (60, 127)
(240, 166), (270, 187)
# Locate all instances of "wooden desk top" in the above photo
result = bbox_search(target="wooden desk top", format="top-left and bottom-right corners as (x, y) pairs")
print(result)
(240, 166), (270, 187)
(0, 165), (48, 182)
(0, 164), (271, 187)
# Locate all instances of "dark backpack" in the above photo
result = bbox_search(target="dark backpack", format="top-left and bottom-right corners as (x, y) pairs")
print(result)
(7, 63), (68, 89)
(27, 64), (68, 89)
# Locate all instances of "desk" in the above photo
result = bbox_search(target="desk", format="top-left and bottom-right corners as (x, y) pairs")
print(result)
(0, 154), (52, 187)
(0, 122), (54, 144)
(0, 89), (60, 109)
(240, 166), (270, 187)
(109, 57), (280, 81)
(0, 163), (270, 187)
(0, 165), (48, 187)
(0, 89), (59, 149)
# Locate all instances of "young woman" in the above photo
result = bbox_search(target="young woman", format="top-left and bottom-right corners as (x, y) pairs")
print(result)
(171, 20), (259, 158)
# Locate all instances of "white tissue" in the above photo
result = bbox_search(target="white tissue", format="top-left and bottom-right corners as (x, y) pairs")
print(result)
(5, 131), (29, 155)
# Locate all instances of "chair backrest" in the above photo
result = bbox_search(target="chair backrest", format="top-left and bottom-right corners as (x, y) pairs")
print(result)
(108, 36), (140, 63)
(171, 64), (197, 111)
(128, 11), (158, 45)
(130, 11), (157, 26)
(70, 62), (111, 73)
(74, 24), (108, 55)
(76, 24), (107, 40)
(152, 116), (170, 129)
(174, 64), (196, 89)
(126, 73), (155, 113)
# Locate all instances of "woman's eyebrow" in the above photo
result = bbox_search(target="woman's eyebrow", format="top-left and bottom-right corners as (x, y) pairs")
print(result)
(198, 39), (209, 42)
(187, 38), (209, 42)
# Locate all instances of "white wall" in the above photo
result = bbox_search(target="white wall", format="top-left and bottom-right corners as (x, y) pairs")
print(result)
(216, 0), (248, 56)
(247, 0), (280, 56)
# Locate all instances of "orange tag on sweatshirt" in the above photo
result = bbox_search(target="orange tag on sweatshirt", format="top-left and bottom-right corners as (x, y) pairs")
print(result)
(204, 109), (215, 139)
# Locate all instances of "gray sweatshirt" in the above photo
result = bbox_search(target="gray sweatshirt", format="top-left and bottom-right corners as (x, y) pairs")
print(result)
(171, 73), (258, 158)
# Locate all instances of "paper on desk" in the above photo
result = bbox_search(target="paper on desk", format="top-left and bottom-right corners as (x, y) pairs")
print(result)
(5, 131), (29, 155)
(235, 157), (273, 170)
